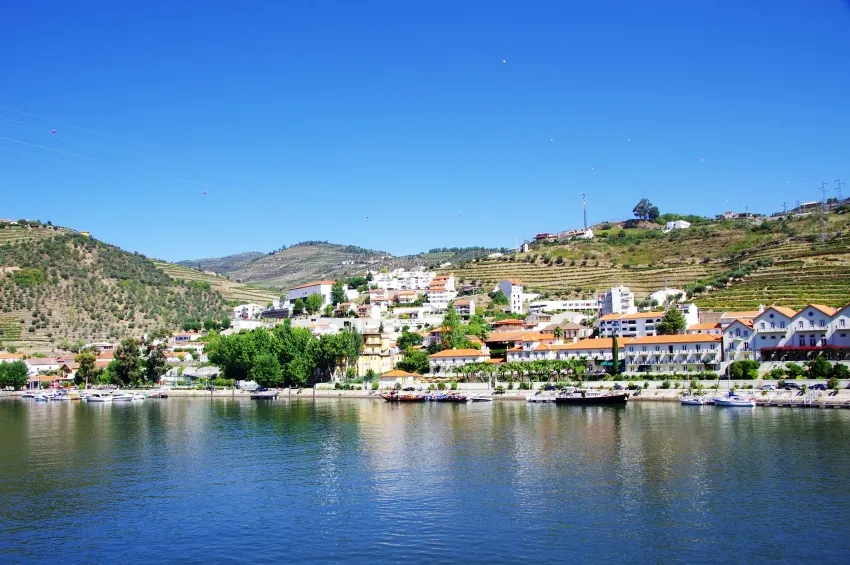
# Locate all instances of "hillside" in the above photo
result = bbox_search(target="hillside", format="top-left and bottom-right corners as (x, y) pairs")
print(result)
(177, 251), (265, 273)
(153, 261), (280, 305)
(0, 230), (227, 353)
(180, 243), (505, 289)
(453, 213), (850, 310)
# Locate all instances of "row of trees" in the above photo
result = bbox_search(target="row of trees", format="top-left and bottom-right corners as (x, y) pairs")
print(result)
(454, 359), (588, 383)
(181, 318), (232, 332)
(0, 361), (28, 389)
(71, 338), (169, 387)
(205, 321), (363, 388)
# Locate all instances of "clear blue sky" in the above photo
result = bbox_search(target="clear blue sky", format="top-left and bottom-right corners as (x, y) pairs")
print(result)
(2, 1), (849, 261)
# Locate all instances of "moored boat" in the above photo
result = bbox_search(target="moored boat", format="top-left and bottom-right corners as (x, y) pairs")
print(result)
(526, 394), (557, 403)
(680, 396), (711, 405)
(434, 393), (468, 403)
(250, 390), (279, 399)
(554, 390), (628, 405)
(713, 392), (756, 407)
(112, 393), (134, 402)
(86, 392), (113, 402)
(469, 395), (493, 402)
(381, 392), (426, 402)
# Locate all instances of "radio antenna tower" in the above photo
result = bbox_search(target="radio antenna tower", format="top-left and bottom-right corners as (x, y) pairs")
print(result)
(582, 192), (587, 231)
(782, 202), (788, 216)
(836, 177), (845, 202)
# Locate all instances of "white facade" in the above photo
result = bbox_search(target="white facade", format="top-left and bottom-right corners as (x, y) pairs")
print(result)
(664, 220), (691, 232)
(428, 348), (490, 376)
(26, 359), (62, 376)
(600, 286), (636, 316)
(287, 281), (335, 308)
(233, 303), (264, 320)
(722, 320), (755, 362)
(599, 312), (665, 338)
(625, 335), (721, 373)
(498, 280), (525, 314)
(676, 303), (701, 328)
(832, 305), (850, 347)
(453, 299), (475, 318)
(647, 288), (684, 306)
(528, 299), (600, 313)
(371, 268), (436, 291)
(427, 274), (457, 310)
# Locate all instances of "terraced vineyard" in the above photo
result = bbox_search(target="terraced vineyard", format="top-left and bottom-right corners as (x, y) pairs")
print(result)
(154, 262), (280, 305)
(0, 224), (70, 245)
(454, 214), (850, 310)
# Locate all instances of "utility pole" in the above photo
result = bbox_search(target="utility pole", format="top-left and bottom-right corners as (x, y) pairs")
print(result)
(819, 181), (829, 243)
(782, 202), (787, 216)
(836, 178), (845, 202)
(582, 193), (587, 231)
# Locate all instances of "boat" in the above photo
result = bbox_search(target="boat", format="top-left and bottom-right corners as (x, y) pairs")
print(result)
(554, 390), (629, 405)
(148, 390), (168, 399)
(680, 396), (711, 405)
(713, 392), (756, 407)
(250, 390), (279, 399)
(112, 393), (135, 402)
(381, 392), (426, 402)
(33, 394), (50, 402)
(469, 395), (493, 403)
(131, 393), (146, 401)
(526, 394), (557, 403)
(21, 392), (36, 399)
(436, 394), (468, 403)
(86, 392), (114, 402)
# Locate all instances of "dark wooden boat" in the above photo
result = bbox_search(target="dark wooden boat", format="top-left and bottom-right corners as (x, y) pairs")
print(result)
(434, 394), (468, 403)
(554, 391), (628, 405)
(381, 393), (426, 402)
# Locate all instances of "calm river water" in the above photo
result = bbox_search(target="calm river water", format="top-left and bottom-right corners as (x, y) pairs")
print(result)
(1, 398), (849, 564)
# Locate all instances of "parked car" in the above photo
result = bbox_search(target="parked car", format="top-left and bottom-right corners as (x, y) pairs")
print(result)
(613, 383), (624, 390)
(402, 386), (416, 392)
(784, 382), (801, 390)
(810, 383), (828, 391)
(761, 384), (777, 391)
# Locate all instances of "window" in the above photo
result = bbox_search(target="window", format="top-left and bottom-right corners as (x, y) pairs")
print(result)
(655, 346), (660, 352)
(820, 320), (825, 328)
(735, 329), (741, 337)
(799, 321), (804, 328)
(743, 343), (749, 351)
(799, 336), (805, 346)
(744, 332), (749, 337)
(841, 320), (847, 328)
(760, 322), (765, 329)
(809, 336), (817, 346)
(695, 344), (701, 351)
(780, 322), (785, 329)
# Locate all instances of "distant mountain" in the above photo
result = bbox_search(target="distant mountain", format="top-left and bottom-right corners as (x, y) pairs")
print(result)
(183, 242), (508, 290)
(177, 252), (265, 274)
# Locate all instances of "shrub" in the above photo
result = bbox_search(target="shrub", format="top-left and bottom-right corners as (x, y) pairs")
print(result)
(519, 382), (531, 390)
(437, 382), (446, 390)
(643, 381), (650, 389)
(661, 380), (671, 389)
(778, 379), (786, 389)
(767, 367), (785, 380)
(371, 382), (379, 390)
(450, 381), (458, 390)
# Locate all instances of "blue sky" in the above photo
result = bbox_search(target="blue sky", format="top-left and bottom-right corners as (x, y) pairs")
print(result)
(1, 1), (849, 261)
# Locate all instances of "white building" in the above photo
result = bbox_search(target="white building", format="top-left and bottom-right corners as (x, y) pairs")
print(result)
(0, 353), (25, 364)
(751, 306), (796, 354)
(647, 288), (684, 307)
(676, 303), (701, 328)
(528, 299), (600, 313)
(664, 220), (691, 232)
(428, 348), (490, 376)
(686, 322), (721, 335)
(598, 311), (665, 338)
(426, 274), (457, 310)
(498, 279), (525, 314)
(286, 280), (336, 308)
(832, 304), (850, 347)
(453, 298), (475, 318)
(625, 334), (721, 373)
(26, 358), (62, 376)
(722, 319), (755, 362)
(599, 286), (636, 316)
(233, 303), (264, 320)
(371, 268), (436, 291)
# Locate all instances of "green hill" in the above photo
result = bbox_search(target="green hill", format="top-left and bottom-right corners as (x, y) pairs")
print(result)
(0, 232), (228, 353)
(153, 261), (280, 305)
(454, 213), (850, 310)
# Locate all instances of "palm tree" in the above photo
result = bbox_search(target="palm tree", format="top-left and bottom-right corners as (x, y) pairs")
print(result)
(553, 326), (564, 341)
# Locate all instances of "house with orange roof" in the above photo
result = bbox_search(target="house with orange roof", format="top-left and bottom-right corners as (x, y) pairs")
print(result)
(286, 280), (337, 309)
(453, 298), (475, 318)
(686, 322), (721, 336)
(624, 334), (722, 374)
(0, 353), (24, 364)
(379, 369), (419, 387)
(426, 274), (457, 310)
(723, 319), (755, 362)
(832, 303), (850, 347)
(395, 290), (419, 305)
(786, 304), (836, 349)
(546, 337), (632, 373)
(428, 348), (490, 375)
(491, 319), (525, 330)
(719, 307), (764, 329)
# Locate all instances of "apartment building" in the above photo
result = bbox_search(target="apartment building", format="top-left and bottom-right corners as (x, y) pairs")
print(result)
(599, 286), (636, 316)
(624, 334), (722, 373)
(287, 280), (335, 308)
(598, 311), (665, 338)
(498, 279), (525, 314)
(428, 348), (491, 375)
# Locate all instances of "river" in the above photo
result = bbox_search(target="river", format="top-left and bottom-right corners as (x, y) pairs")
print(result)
(1, 398), (848, 564)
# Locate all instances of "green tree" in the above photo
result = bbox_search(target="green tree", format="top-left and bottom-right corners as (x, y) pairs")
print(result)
(203, 318), (218, 332)
(322, 304), (334, 318)
(305, 294), (322, 315)
(331, 281), (346, 305)
(397, 327), (423, 350)
(829, 363), (850, 380)
(275, 322), (315, 387)
(250, 353), (282, 388)
(397, 348), (429, 374)
(729, 360), (759, 380)
(145, 345), (168, 384)
(113, 338), (142, 386)
(785, 362), (805, 379)
(74, 351), (97, 386)
(806, 356), (832, 380)
(219, 318), (232, 331)
(0, 361), (29, 390)
(657, 308), (687, 335)
(489, 290), (509, 306)
(441, 306), (465, 350)
(633, 198), (660, 222)
(553, 326), (564, 340)
(292, 298), (305, 316)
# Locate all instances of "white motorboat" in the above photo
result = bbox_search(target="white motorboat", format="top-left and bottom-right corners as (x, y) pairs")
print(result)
(51, 391), (70, 401)
(21, 392), (36, 398)
(680, 396), (711, 405)
(86, 392), (113, 402)
(713, 392), (756, 407)
(112, 393), (135, 402)
(469, 396), (493, 402)
(131, 393), (146, 401)
(33, 394), (50, 402)
(250, 390), (279, 399)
